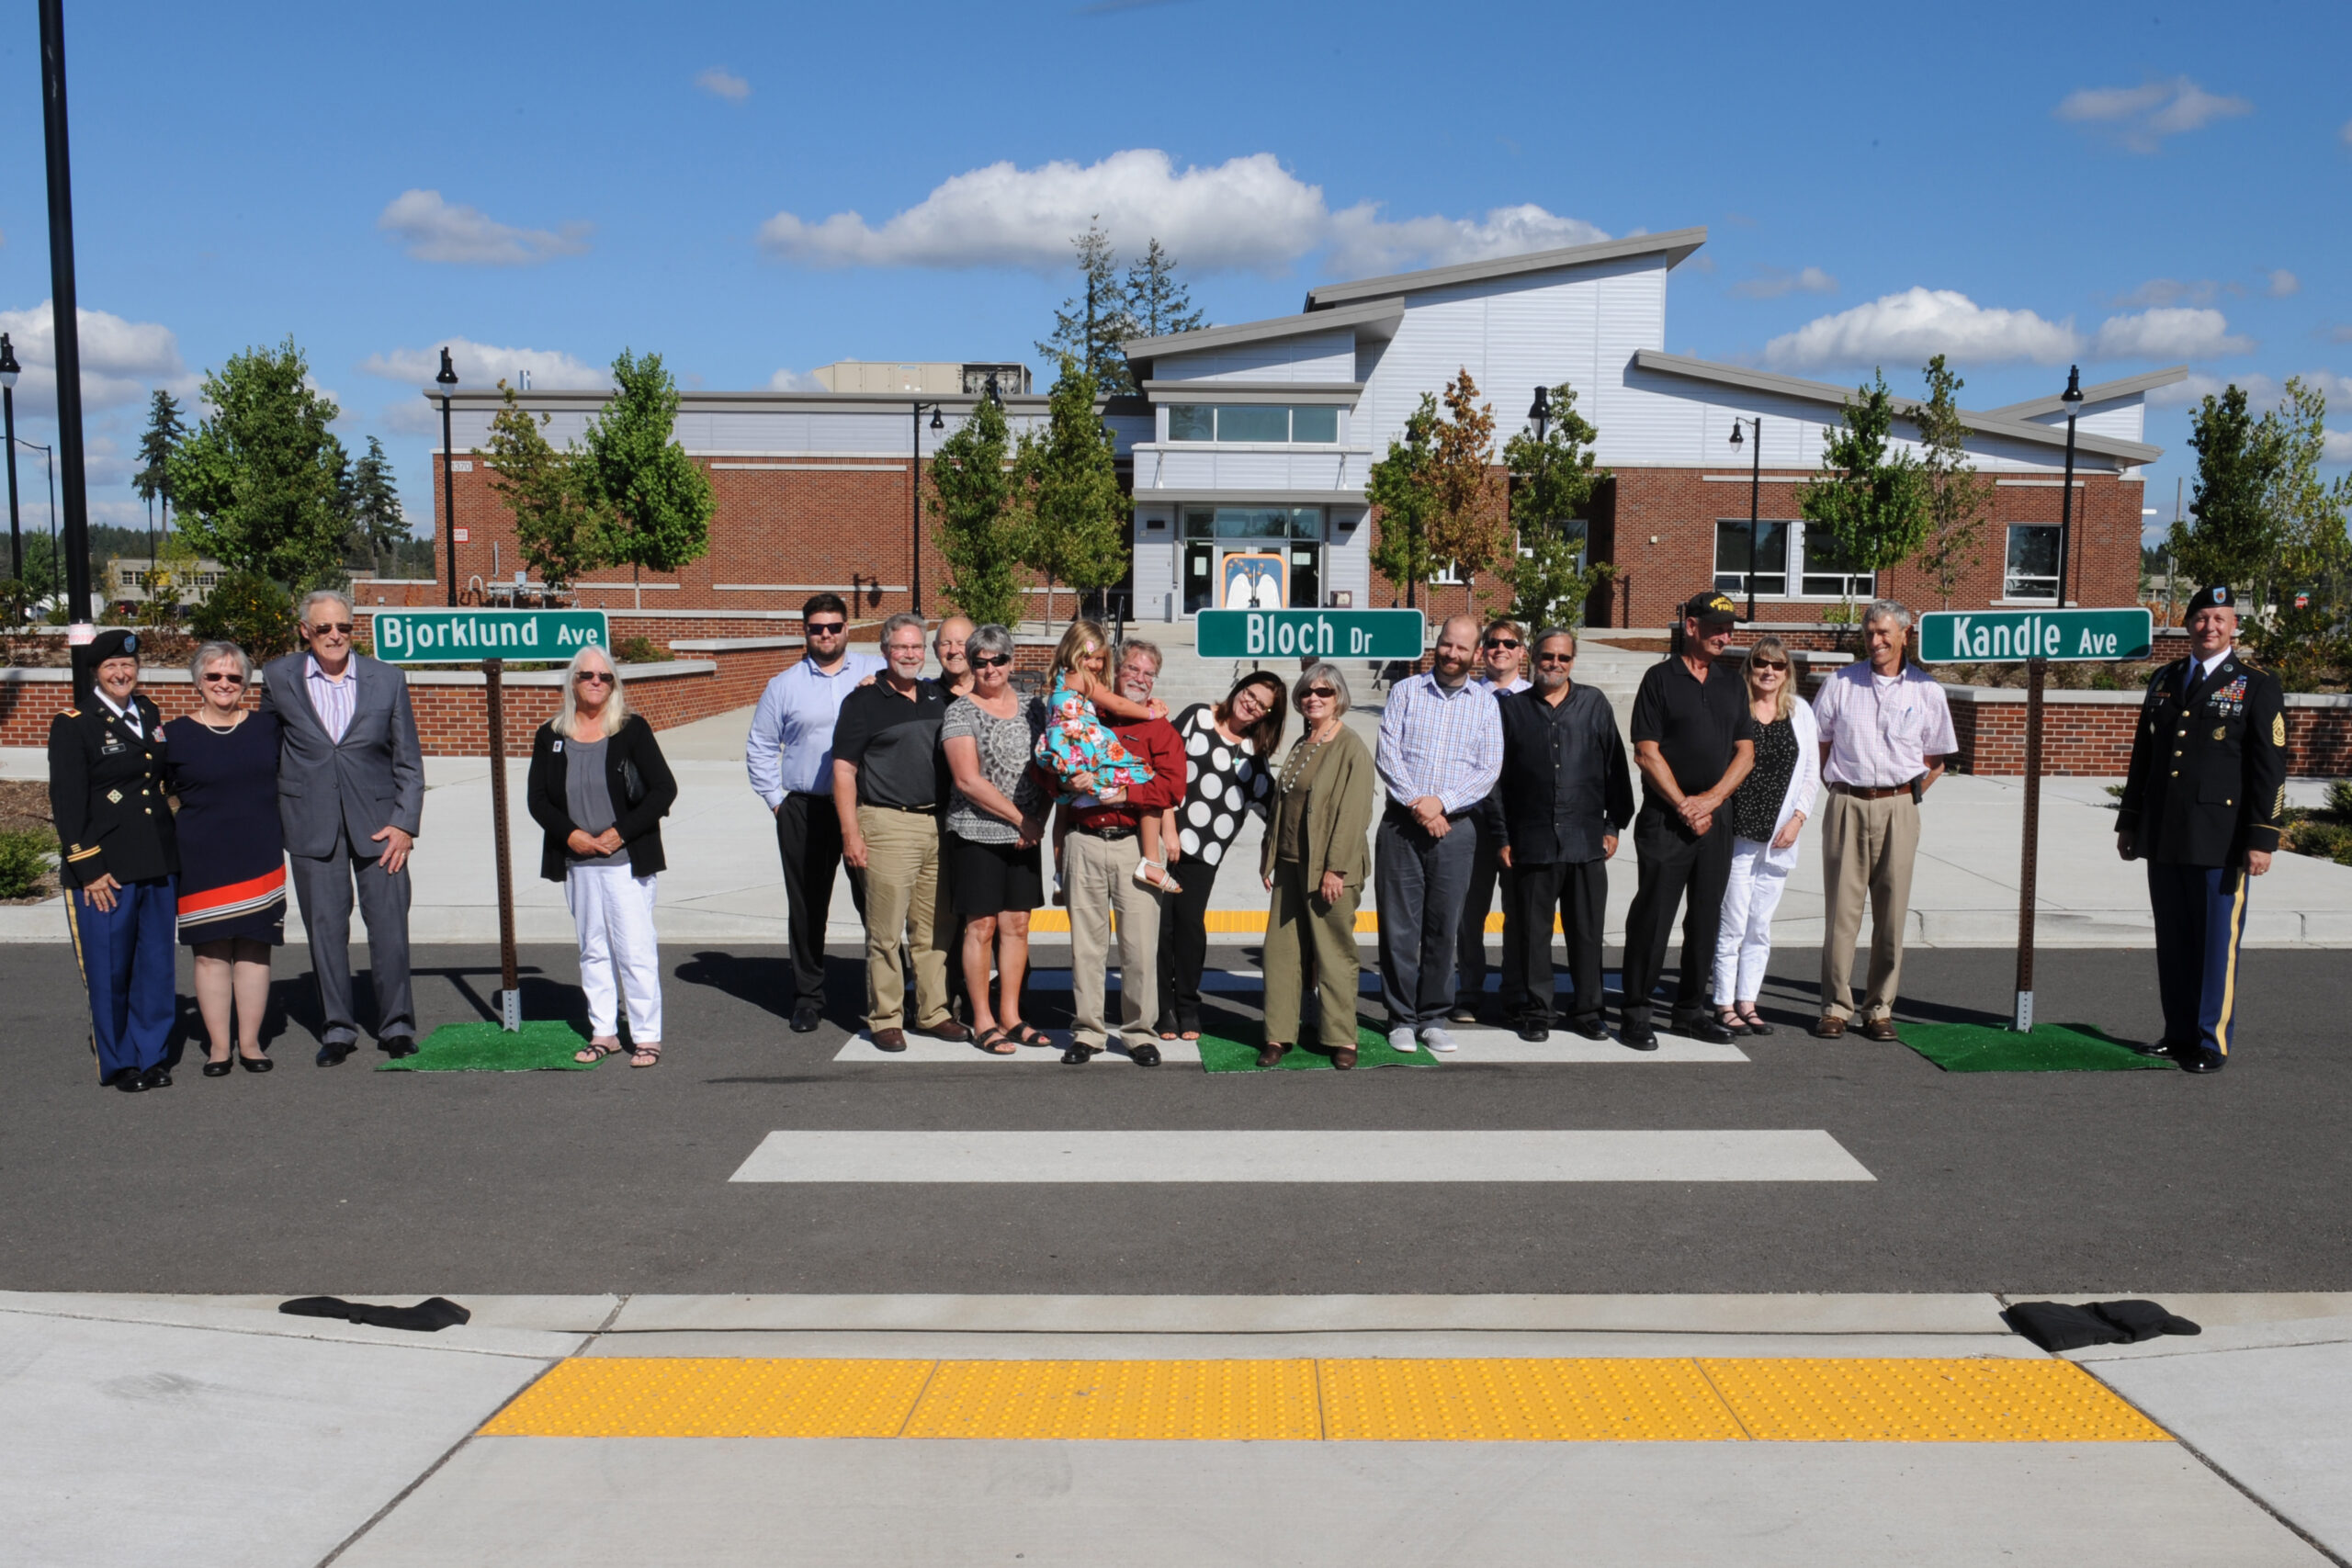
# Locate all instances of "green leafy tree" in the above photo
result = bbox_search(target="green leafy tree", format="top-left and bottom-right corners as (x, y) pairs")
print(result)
(166, 338), (351, 588)
(1036, 220), (1137, 396)
(929, 395), (1023, 627)
(1502, 381), (1613, 627)
(1800, 369), (1930, 624)
(484, 382), (606, 592)
(1124, 238), (1204, 339)
(1012, 355), (1129, 626)
(1909, 355), (1994, 610)
(2169, 384), (2280, 606)
(188, 569), (299, 661)
(579, 350), (715, 608)
(2238, 377), (2352, 682)
(1367, 393), (1442, 607)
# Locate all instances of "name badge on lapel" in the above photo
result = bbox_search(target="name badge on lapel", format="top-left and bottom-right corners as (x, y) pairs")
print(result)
(553, 739), (564, 753)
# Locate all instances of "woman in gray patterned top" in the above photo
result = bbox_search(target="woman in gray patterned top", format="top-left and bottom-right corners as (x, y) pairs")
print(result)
(940, 624), (1051, 1054)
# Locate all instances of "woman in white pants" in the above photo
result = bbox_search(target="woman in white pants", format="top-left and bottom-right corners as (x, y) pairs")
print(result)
(1712, 637), (1818, 1034)
(526, 645), (679, 1066)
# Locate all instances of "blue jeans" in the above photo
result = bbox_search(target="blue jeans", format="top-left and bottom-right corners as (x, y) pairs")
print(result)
(1374, 808), (1476, 1030)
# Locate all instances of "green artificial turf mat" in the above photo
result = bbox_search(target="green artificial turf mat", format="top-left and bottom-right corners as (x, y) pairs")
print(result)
(1896, 1020), (2173, 1073)
(379, 1019), (597, 1071)
(1195, 1020), (1436, 1072)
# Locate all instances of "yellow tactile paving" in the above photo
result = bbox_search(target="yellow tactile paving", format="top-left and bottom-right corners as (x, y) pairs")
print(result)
(478, 1356), (2170, 1442)
(477, 1357), (934, 1438)
(902, 1358), (1322, 1440)
(1698, 1358), (2171, 1442)
(1318, 1357), (1744, 1441)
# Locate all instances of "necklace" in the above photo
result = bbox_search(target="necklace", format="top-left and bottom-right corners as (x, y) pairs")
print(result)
(195, 712), (243, 734)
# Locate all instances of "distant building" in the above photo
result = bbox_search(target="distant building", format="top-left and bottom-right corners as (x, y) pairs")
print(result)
(107, 557), (229, 607)
(811, 361), (1033, 397)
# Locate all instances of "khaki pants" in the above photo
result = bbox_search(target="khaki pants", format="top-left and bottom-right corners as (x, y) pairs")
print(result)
(858, 806), (951, 1032)
(1817, 789), (1919, 1023)
(1264, 861), (1363, 1049)
(1066, 830), (1160, 1049)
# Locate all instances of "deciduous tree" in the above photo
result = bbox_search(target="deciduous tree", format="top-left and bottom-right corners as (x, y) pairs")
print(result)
(1502, 381), (1613, 627)
(1909, 355), (1993, 610)
(930, 395), (1023, 628)
(167, 337), (351, 588)
(1800, 369), (1930, 619)
(2170, 383), (2278, 605)
(1367, 393), (1442, 607)
(579, 350), (714, 609)
(1013, 355), (1128, 626)
(1427, 370), (1508, 598)
(485, 381), (606, 592)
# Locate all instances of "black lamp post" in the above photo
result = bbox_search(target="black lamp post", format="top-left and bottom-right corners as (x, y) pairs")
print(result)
(40, 0), (97, 699)
(436, 347), (459, 607)
(1, 333), (20, 584)
(2052, 365), (2085, 609)
(911, 400), (944, 615)
(1726, 415), (1764, 623)
(1526, 385), (1551, 444)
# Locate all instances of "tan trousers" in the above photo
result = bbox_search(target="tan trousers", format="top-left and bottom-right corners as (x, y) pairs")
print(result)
(1066, 830), (1160, 1049)
(1263, 861), (1363, 1049)
(1817, 789), (1920, 1022)
(858, 807), (951, 1032)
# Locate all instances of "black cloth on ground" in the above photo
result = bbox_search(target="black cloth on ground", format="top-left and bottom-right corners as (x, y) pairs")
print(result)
(279, 1295), (473, 1332)
(2001, 1299), (2201, 1352)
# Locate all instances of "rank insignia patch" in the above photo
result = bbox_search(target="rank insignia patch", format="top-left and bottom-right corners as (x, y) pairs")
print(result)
(2274, 713), (2287, 747)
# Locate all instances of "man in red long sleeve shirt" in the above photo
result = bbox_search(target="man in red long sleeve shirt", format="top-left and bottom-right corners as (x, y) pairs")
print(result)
(1060, 639), (1187, 1066)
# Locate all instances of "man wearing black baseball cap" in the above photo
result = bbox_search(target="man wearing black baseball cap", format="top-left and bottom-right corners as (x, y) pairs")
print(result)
(2116, 584), (2284, 1073)
(1619, 592), (1755, 1047)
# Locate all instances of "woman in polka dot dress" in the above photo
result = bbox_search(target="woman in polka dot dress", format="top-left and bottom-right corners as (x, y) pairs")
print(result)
(1154, 671), (1289, 1039)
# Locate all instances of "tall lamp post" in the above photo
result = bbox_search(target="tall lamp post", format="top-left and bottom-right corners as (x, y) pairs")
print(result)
(40, 0), (97, 700)
(911, 400), (944, 615)
(436, 348), (459, 607)
(1, 333), (21, 584)
(1526, 386), (1559, 602)
(2052, 365), (2084, 609)
(1726, 415), (1764, 623)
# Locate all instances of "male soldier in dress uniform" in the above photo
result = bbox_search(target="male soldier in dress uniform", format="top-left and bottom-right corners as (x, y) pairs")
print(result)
(48, 629), (181, 1091)
(2115, 585), (2284, 1073)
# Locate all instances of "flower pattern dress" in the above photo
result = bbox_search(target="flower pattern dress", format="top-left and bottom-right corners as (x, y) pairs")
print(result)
(1035, 677), (1157, 802)
(1172, 704), (1274, 868)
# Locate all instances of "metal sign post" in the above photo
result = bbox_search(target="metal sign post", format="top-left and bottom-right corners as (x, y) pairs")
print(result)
(484, 657), (521, 1030)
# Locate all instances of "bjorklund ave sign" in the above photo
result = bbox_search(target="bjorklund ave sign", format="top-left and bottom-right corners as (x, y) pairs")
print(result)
(1195, 607), (1426, 660)
(372, 608), (611, 664)
(1917, 607), (2152, 665)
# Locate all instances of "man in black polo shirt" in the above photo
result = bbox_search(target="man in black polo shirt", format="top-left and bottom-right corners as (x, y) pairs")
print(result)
(1620, 592), (1756, 1048)
(833, 613), (965, 1051)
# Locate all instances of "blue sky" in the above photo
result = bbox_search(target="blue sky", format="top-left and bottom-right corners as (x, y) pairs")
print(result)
(1, 0), (2346, 547)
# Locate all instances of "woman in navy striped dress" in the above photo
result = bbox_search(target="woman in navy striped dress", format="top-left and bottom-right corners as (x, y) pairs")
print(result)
(163, 641), (287, 1076)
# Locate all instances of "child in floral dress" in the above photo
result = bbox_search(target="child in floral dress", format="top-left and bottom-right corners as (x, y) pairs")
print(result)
(1038, 620), (1182, 893)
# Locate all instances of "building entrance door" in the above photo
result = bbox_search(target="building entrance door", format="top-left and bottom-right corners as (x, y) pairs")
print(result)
(1181, 506), (1325, 615)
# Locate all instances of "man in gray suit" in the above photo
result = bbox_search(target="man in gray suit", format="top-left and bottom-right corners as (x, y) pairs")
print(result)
(258, 589), (426, 1064)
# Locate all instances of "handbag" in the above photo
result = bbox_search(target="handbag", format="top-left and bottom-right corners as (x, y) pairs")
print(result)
(620, 755), (647, 807)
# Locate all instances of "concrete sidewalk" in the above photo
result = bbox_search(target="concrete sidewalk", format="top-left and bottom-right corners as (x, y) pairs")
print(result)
(5, 1290), (2346, 1566)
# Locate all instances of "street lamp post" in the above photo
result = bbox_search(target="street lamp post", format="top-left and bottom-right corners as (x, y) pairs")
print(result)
(1726, 416), (1764, 623)
(911, 400), (944, 616)
(0, 333), (20, 584)
(40, 0), (98, 701)
(436, 348), (459, 607)
(2052, 365), (2085, 610)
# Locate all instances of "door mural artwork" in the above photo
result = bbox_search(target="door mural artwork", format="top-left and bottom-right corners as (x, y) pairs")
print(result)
(1221, 552), (1287, 610)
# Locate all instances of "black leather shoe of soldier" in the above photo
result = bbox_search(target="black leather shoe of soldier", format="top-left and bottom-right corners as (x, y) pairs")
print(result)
(2177, 1045), (2227, 1074)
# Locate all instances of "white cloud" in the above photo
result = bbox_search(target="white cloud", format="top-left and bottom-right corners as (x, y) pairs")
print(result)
(767, 367), (825, 391)
(1762, 288), (2076, 370)
(2266, 269), (2301, 298)
(2089, 307), (2254, 359)
(1729, 265), (1838, 300)
(2324, 429), (2352, 463)
(757, 149), (1604, 277)
(695, 67), (749, 102)
(360, 338), (607, 391)
(2113, 276), (2220, 309)
(2055, 76), (2251, 152)
(376, 189), (592, 266)
(0, 300), (187, 415)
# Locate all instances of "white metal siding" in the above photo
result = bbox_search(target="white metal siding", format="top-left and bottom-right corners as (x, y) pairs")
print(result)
(1150, 331), (1357, 384)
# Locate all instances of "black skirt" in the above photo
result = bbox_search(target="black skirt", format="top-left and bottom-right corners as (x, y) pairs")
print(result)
(947, 832), (1043, 918)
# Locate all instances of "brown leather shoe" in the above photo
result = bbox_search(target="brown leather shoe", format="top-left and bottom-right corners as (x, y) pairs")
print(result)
(871, 1028), (909, 1053)
(1810, 1015), (1848, 1039)
(915, 1019), (970, 1043)
(1860, 1017), (1901, 1043)
(1256, 1043), (1289, 1067)
(1331, 1048), (1358, 1070)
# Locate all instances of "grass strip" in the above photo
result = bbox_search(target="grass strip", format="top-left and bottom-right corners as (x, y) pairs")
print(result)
(1195, 1020), (1435, 1073)
(1897, 1020), (2171, 1074)
(379, 1018), (597, 1071)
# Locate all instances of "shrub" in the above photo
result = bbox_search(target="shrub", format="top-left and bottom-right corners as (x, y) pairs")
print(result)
(2288, 818), (2352, 863)
(189, 571), (298, 663)
(0, 827), (56, 899)
(2327, 780), (2352, 820)
(615, 635), (665, 665)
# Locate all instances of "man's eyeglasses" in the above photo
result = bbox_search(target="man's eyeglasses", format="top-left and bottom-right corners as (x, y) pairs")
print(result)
(1483, 637), (1521, 650)
(309, 622), (354, 637)
(575, 671), (615, 685)
(200, 671), (244, 684)
(806, 620), (847, 636)
(971, 653), (1012, 669)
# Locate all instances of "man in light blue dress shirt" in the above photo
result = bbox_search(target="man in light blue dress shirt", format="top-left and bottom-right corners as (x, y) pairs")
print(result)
(746, 593), (885, 1032)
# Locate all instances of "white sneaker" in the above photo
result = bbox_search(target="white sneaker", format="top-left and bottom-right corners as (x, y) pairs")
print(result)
(1386, 1027), (1419, 1055)
(1419, 1025), (1458, 1054)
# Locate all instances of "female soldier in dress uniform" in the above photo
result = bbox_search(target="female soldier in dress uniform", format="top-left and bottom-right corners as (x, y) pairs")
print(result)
(49, 629), (181, 1092)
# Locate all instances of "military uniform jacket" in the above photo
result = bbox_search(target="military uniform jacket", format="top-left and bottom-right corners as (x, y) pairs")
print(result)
(2116, 651), (2286, 866)
(47, 694), (181, 888)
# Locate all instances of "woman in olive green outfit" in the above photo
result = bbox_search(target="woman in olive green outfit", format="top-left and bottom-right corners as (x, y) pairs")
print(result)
(1259, 662), (1376, 1067)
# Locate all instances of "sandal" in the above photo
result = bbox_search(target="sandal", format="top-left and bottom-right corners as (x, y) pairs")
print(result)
(976, 1028), (1019, 1055)
(1736, 1005), (1774, 1037)
(1716, 1008), (1748, 1036)
(1133, 860), (1183, 895)
(574, 1037), (622, 1064)
(1011, 1021), (1053, 1048)
(629, 1043), (662, 1068)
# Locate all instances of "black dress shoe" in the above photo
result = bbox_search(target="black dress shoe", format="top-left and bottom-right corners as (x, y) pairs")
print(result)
(141, 1065), (173, 1089)
(2177, 1045), (2227, 1074)
(1620, 1020), (1659, 1051)
(2129, 1038), (2179, 1059)
(111, 1067), (147, 1093)
(202, 1058), (233, 1077)
(316, 1041), (356, 1066)
(240, 1053), (274, 1073)
(381, 1037), (418, 1060)
(1129, 1043), (1162, 1067)
(1679, 1015), (1737, 1045)
(1517, 1020), (1552, 1043)
(790, 1002), (823, 1034)
(1256, 1043), (1289, 1067)
(1568, 1016), (1611, 1042)
(1445, 1003), (1480, 1025)
(1060, 1043), (1096, 1065)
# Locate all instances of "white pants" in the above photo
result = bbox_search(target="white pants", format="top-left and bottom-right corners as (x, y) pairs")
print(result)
(1712, 838), (1789, 1006)
(565, 864), (662, 1042)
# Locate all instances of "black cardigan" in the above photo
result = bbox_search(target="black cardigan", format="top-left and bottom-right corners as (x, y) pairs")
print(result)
(525, 714), (679, 882)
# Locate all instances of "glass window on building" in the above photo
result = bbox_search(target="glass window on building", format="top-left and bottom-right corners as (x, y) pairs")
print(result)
(1214, 405), (1289, 443)
(1713, 519), (1790, 597)
(1290, 406), (1340, 443)
(1799, 524), (1875, 599)
(2006, 523), (2060, 602)
(1163, 405), (1344, 444)
(1169, 406), (1215, 442)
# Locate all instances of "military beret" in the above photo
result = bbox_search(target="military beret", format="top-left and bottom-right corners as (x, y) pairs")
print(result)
(2184, 584), (2236, 616)
(88, 628), (140, 664)
(1681, 591), (1739, 626)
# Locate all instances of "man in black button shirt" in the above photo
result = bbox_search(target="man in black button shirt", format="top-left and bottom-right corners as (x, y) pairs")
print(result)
(1496, 628), (1634, 1042)
(1620, 592), (1757, 1048)
(833, 613), (963, 1050)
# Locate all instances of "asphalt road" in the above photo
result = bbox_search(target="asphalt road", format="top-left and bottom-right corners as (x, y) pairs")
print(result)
(2, 941), (2346, 1297)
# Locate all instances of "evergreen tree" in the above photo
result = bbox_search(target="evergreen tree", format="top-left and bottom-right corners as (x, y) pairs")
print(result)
(929, 396), (1022, 627)
(579, 349), (715, 608)
(166, 337), (351, 588)
(1035, 221), (1137, 396)
(347, 436), (409, 559)
(1799, 369), (1930, 619)
(1909, 355), (1993, 610)
(1502, 381), (1613, 627)
(132, 389), (187, 525)
(1124, 238), (1204, 340)
(485, 382), (605, 592)
(1012, 355), (1129, 626)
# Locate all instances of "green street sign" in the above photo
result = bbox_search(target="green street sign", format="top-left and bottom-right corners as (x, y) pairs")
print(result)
(1917, 607), (2152, 664)
(1195, 607), (1425, 660)
(370, 608), (612, 664)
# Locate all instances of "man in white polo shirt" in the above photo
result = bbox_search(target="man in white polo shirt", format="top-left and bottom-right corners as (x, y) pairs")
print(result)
(1808, 598), (1955, 1041)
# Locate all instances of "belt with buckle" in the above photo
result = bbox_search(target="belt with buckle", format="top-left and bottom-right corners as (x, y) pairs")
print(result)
(1829, 781), (1912, 800)
(1074, 823), (1137, 840)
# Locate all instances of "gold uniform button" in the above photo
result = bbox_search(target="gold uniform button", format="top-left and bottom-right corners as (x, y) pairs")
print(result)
(2171, 771), (2178, 777)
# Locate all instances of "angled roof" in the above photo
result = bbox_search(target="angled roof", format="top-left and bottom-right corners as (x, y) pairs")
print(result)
(1984, 367), (2189, 420)
(1628, 351), (2164, 464)
(1119, 297), (1403, 366)
(1302, 227), (1709, 310)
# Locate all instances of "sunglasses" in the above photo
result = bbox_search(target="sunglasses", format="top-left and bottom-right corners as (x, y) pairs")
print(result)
(309, 622), (354, 636)
(575, 671), (615, 685)
(1302, 686), (1337, 699)
(1483, 637), (1521, 650)
(971, 654), (1012, 669)
(1753, 661), (1789, 672)
(1536, 652), (1574, 665)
